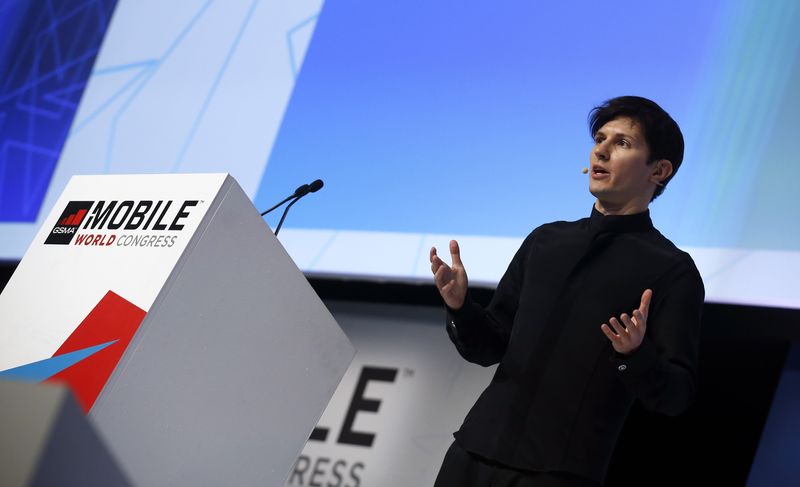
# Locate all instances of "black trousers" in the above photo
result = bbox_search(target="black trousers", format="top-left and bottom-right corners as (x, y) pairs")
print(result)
(434, 441), (602, 487)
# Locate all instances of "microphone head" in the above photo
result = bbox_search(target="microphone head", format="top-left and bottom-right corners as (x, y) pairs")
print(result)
(582, 167), (589, 174)
(309, 179), (324, 192)
(293, 184), (310, 196)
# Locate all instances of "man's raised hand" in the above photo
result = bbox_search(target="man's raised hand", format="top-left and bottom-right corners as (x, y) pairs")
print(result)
(430, 240), (468, 310)
(601, 289), (652, 355)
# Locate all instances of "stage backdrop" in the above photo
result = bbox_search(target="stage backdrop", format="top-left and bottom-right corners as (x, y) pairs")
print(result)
(2, 0), (800, 309)
(285, 301), (495, 487)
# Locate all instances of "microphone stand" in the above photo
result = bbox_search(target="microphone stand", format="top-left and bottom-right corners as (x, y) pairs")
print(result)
(260, 180), (323, 236)
(260, 184), (308, 216)
(274, 196), (301, 236)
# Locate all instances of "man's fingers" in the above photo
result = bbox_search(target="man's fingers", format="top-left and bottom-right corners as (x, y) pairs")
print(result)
(639, 289), (653, 317)
(632, 309), (647, 332)
(608, 317), (626, 336)
(430, 253), (445, 274)
(430, 246), (455, 276)
(433, 264), (453, 288)
(449, 240), (463, 267)
(601, 324), (619, 342)
(604, 300), (650, 353)
(620, 313), (635, 330)
(433, 263), (447, 282)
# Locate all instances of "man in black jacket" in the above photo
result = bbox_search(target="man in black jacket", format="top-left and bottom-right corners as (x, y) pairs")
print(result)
(429, 96), (704, 487)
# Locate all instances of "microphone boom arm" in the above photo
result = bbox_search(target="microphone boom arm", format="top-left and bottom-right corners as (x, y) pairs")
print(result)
(274, 196), (301, 236)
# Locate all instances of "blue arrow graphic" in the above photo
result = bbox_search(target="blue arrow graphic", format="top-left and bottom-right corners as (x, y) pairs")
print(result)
(0, 339), (118, 382)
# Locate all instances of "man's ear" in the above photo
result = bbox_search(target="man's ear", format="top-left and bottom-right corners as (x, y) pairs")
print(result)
(651, 159), (673, 187)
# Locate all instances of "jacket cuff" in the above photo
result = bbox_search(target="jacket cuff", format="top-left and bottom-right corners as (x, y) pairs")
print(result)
(609, 335), (659, 386)
(445, 293), (480, 338)
(445, 292), (477, 321)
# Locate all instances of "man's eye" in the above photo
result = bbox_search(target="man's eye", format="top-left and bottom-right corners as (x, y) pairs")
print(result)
(618, 140), (630, 148)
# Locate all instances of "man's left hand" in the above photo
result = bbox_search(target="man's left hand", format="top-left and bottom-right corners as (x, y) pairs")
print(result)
(601, 289), (652, 355)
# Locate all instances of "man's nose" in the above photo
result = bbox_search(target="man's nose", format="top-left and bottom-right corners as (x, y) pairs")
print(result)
(594, 143), (609, 160)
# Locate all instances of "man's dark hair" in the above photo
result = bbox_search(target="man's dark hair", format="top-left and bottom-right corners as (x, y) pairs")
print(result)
(588, 96), (684, 201)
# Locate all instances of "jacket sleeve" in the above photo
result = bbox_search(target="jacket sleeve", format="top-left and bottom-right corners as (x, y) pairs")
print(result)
(444, 232), (533, 366)
(610, 259), (705, 416)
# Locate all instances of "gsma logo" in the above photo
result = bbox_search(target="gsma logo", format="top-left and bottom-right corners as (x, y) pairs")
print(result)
(44, 201), (94, 245)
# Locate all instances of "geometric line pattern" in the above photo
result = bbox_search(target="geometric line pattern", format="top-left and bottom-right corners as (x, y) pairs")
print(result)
(0, 0), (118, 221)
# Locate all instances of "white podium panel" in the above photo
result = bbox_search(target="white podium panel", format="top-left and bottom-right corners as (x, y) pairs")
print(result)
(0, 174), (355, 486)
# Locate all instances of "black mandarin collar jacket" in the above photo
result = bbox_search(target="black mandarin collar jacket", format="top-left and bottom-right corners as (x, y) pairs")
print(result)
(446, 206), (704, 484)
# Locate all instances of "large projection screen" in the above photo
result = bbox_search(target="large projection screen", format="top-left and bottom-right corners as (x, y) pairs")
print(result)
(1, 0), (799, 309)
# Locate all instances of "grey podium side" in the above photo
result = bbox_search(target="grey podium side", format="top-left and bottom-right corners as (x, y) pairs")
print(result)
(90, 175), (355, 486)
(0, 380), (131, 487)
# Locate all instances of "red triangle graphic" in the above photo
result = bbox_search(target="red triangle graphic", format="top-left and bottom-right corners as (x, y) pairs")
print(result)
(45, 290), (146, 413)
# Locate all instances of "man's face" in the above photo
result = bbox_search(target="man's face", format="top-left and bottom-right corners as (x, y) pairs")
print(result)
(588, 116), (655, 210)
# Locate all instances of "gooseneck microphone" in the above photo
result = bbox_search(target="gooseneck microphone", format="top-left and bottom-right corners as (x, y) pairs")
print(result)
(274, 179), (323, 235)
(260, 183), (310, 216)
(260, 179), (324, 236)
(297, 179), (324, 198)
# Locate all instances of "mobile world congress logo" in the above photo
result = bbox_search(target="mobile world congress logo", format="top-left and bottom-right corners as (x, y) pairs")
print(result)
(44, 201), (94, 245)
(44, 199), (200, 247)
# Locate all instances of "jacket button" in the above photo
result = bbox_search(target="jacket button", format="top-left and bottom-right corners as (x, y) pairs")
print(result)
(618, 364), (627, 372)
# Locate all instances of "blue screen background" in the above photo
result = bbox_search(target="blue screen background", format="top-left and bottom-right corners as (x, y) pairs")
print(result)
(254, 0), (800, 251)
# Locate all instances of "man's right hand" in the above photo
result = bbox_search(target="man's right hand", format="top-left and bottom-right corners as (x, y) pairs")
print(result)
(430, 240), (468, 310)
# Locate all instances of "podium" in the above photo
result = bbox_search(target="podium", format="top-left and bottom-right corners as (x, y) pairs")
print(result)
(0, 174), (355, 486)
